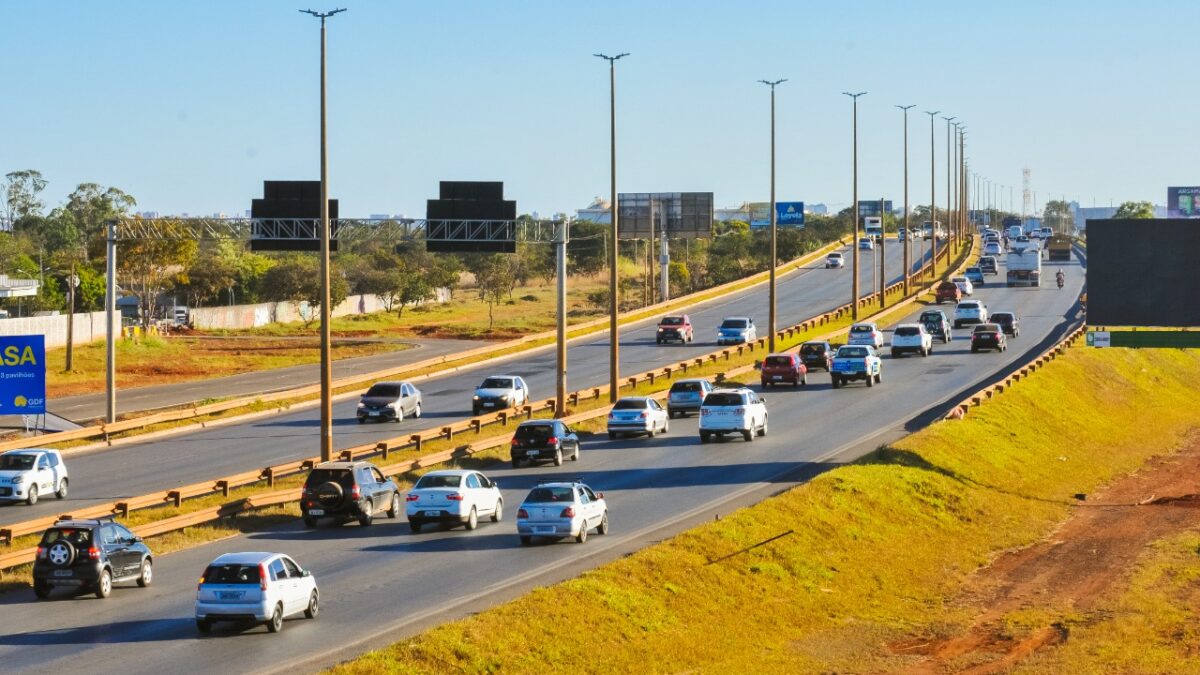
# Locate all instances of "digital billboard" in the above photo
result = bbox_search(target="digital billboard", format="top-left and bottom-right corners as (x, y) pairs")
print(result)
(857, 200), (893, 218)
(1086, 219), (1200, 326)
(1167, 187), (1200, 218)
(749, 201), (805, 229)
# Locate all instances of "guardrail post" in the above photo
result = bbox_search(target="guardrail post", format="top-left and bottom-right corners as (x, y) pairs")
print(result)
(694, 358), (703, 367)
(498, 412), (508, 426)
(115, 502), (129, 518)
(627, 376), (637, 388)
(592, 387), (601, 400)
(167, 491), (182, 508)
(376, 442), (389, 461)
(442, 426), (453, 441)
(648, 372), (655, 385)
(262, 467), (275, 487)
(301, 460), (315, 471)
(524, 405), (533, 420)
(339, 450), (353, 462)
(663, 367), (672, 378)
(569, 392), (579, 406)
(410, 435), (422, 453)
(470, 419), (482, 433)
(680, 362), (688, 373)
(215, 480), (230, 497)
(722, 350), (730, 361)
(0, 528), (12, 546)
(545, 399), (556, 413)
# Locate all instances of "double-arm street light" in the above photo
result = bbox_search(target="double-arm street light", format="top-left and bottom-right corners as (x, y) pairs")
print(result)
(924, 110), (940, 279)
(895, 104), (915, 296)
(595, 52), (628, 403)
(301, 6), (346, 463)
(941, 116), (955, 255)
(843, 91), (867, 319)
(760, 78), (786, 351)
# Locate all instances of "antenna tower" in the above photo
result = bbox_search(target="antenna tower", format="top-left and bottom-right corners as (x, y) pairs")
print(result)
(1022, 167), (1032, 221)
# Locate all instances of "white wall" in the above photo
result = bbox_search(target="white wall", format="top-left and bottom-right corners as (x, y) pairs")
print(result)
(189, 289), (450, 330)
(0, 311), (116, 349)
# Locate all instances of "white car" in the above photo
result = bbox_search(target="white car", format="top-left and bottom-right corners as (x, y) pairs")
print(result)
(517, 480), (608, 545)
(825, 252), (845, 269)
(607, 397), (669, 439)
(0, 449), (68, 505)
(847, 322), (885, 349)
(890, 323), (933, 358)
(858, 237), (874, 250)
(472, 375), (529, 416)
(698, 388), (767, 443)
(405, 469), (503, 533)
(953, 300), (989, 328)
(195, 552), (319, 634)
(716, 317), (757, 345)
(983, 241), (1002, 256)
(951, 275), (974, 296)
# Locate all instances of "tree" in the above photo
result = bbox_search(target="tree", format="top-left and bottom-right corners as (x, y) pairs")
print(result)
(181, 243), (239, 307)
(261, 254), (349, 328)
(62, 183), (136, 261)
(473, 254), (515, 330)
(1113, 201), (1154, 219)
(4, 170), (48, 226)
(1042, 200), (1074, 234)
(118, 231), (199, 329)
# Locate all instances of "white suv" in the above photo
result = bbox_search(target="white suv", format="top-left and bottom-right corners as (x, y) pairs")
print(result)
(698, 388), (767, 443)
(0, 449), (68, 505)
(953, 300), (989, 329)
(890, 323), (933, 358)
(195, 552), (319, 634)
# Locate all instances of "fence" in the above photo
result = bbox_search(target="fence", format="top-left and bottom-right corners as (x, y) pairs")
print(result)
(0, 311), (116, 349)
(189, 289), (451, 330)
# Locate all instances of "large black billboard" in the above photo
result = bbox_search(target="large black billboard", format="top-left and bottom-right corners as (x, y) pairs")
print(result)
(1086, 219), (1200, 326)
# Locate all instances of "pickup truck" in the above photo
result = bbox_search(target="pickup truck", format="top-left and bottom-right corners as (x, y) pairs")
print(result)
(830, 345), (882, 388)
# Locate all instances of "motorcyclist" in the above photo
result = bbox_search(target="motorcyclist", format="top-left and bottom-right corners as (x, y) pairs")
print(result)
(1056, 269), (1065, 289)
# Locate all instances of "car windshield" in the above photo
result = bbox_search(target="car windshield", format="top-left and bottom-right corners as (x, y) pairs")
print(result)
(800, 343), (826, 354)
(720, 319), (748, 329)
(764, 356), (793, 367)
(613, 399), (647, 410)
(837, 347), (869, 358)
(203, 564), (262, 585)
(40, 528), (93, 547)
(850, 325), (873, 333)
(0, 454), (36, 471)
(515, 424), (555, 441)
(525, 487), (574, 503)
(670, 381), (705, 393)
(659, 317), (684, 325)
(414, 474), (462, 489)
(703, 392), (746, 407)
(305, 468), (354, 489)
(895, 327), (920, 336)
(364, 384), (400, 398)
(479, 378), (513, 389)
(828, 252), (842, 258)
(959, 302), (980, 310)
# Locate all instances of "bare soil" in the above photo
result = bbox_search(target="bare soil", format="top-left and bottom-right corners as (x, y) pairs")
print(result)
(889, 433), (1200, 674)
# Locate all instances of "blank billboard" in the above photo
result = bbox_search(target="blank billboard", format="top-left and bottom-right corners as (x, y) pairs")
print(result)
(1086, 219), (1200, 326)
(617, 192), (712, 239)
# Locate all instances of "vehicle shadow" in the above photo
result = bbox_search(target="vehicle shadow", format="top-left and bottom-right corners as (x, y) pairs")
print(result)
(0, 617), (197, 645)
(360, 531), (525, 554)
(245, 520), (409, 542)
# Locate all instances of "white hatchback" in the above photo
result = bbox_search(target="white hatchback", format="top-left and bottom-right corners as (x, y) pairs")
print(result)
(406, 470), (503, 533)
(0, 449), (68, 505)
(951, 275), (974, 296)
(847, 322), (885, 349)
(825, 252), (845, 268)
(195, 552), (318, 634)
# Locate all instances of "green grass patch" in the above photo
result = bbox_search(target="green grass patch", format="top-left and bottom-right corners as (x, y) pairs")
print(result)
(324, 345), (1200, 674)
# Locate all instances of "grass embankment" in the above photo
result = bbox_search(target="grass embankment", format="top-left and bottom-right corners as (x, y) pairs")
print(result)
(326, 346), (1200, 674)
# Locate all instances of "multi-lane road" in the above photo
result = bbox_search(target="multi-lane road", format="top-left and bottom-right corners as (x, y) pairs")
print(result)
(0, 243), (1087, 675)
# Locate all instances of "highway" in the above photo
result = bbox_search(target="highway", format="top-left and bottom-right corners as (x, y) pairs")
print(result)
(0, 250), (1086, 674)
(0, 242), (923, 528)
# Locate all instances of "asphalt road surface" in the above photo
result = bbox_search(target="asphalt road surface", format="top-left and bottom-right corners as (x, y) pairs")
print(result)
(0, 250), (1086, 674)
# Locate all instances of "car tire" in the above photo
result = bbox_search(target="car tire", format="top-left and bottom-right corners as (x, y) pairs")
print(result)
(520, 535), (532, 546)
(759, 417), (768, 437)
(700, 432), (711, 444)
(647, 426), (655, 438)
(196, 619), (211, 634)
(303, 517), (317, 528)
(891, 349), (899, 358)
(573, 444), (581, 461)
(743, 429), (754, 442)
(832, 376), (841, 389)
(597, 511), (609, 535)
(137, 559), (153, 588)
(409, 521), (422, 533)
(608, 432), (616, 440)
(266, 603), (284, 633)
(414, 403), (422, 418)
(866, 373), (875, 387)
(465, 507), (478, 531)
(921, 348), (929, 357)
(663, 420), (670, 434)
(33, 580), (50, 599)
(656, 339), (662, 345)
(553, 449), (563, 466)
(358, 509), (373, 527)
(387, 493), (401, 519)
(971, 347), (978, 353)
(875, 372), (882, 384)
(576, 524), (589, 544)
(305, 591), (319, 620)
(95, 569), (112, 599)
(395, 406), (403, 423)
(26, 485), (38, 506)
(491, 500), (504, 522)
(56, 479), (68, 499)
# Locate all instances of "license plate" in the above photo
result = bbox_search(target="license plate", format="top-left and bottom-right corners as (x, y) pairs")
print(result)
(424, 510), (443, 517)
(772, 375), (783, 380)
(483, 402), (495, 407)
(527, 450), (540, 456)
(534, 526), (555, 534)
(218, 591), (245, 600)
(308, 508), (325, 516)
(369, 411), (379, 417)
(53, 570), (73, 578)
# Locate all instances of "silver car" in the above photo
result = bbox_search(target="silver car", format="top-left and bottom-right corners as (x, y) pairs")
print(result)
(667, 379), (714, 418)
(357, 381), (422, 423)
(517, 481), (609, 545)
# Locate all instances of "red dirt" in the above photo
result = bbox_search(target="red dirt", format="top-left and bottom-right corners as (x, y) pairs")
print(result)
(889, 434), (1200, 674)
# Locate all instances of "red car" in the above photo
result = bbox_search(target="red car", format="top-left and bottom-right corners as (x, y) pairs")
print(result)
(935, 281), (962, 304)
(760, 353), (807, 387)
(656, 315), (693, 344)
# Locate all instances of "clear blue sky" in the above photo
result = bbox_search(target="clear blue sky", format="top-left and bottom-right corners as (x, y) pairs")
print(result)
(2, 0), (1190, 218)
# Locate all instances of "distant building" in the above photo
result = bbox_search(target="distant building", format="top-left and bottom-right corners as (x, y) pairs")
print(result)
(575, 197), (612, 224)
(715, 203), (751, 222)
(805, 203), (828, 215)
(1072, 202), (1168, 230)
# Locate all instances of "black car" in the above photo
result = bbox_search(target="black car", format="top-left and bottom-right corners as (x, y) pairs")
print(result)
(32, 519), (153, 599)
(301, 461), (402, 527)
(798, 341), (835, 371)
(918, 309), (952, 344)
(991, 311), (1020, 337)
(510, 420), (580, 468)
(970, 323), (1008, 353)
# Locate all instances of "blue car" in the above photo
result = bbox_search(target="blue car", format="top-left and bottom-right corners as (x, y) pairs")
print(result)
(964, 266), (985, 285)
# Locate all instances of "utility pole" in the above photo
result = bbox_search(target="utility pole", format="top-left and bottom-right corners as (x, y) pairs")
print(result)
(555, 218), (569, 416)
(942, 116), (955, 256)
(844, 91), (867, 319)
(596, 52), (628, 403)
(64, 264), (76, 372)
(301, 6), (345, 463)
(105, 220), (117, 423)
(878, 197), (885, 308)
(895, 104), (914, 296)
(760, 78), (786, 351)
(925, 110), (940, 279)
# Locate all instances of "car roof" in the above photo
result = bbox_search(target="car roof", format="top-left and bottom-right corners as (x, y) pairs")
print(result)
(708, 387), (753, 395)
(975, 323), (1001, 330)
(850, 322), (878, 328)
(419, 469), (472, 477)
(801, 340), (830, 345)
(312, 461), (370, 470)
(991, 311), (1014, 317)
(3, 448), (55, 456)
(764, 352), (795, 358)
(517, 419), (557, 426)
(367, 380), (408, 387)
(482, 375), (520, 380)
(50, 518), (111, 529)
(895, 323), (921, 329)
(615, 396), (652, 403)
(674, 378), (710, 384)
(722, 316), (751, 321)
(209, 552), (285, 565)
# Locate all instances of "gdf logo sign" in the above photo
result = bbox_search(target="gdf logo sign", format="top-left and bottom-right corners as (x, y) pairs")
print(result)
(0, 336), (46, 414)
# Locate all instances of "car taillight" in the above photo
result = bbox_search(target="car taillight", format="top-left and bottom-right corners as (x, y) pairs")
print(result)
(36, 546), (45, 560)
(511, 437), (521, 447)
(87, 547), (101, 561)
(198, 572), (206, 591)
(638, 412), (648, 419)
(447, 493), (464, 501)
(517, 508), (529, 518)
(561, 506), (576, 518)
(406, 494), (419, 502)
(734, 408), (745, 415)
(547, 436), (559, 446)
(607, 412), (616, 419)
(259, 563), (268, 591)
(351, 485), (361, 500)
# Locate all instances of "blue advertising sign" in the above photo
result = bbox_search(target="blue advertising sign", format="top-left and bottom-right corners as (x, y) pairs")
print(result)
(776, 202), (805, 227)
(0, 336), (46, 415)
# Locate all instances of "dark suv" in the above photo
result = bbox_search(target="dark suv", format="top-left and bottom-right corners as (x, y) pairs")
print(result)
(510, 420), (580, 468)
(798, 341), (835, 371)
(33, 519), (153, 599)
(301, 461), (401, 528)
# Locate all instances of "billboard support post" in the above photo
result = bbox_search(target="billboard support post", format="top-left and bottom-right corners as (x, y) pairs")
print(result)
(879, 198), (886, 309)
(555, 220), (569, 417)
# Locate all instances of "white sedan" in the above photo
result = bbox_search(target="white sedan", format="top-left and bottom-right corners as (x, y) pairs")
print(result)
(405, 470), (504, 533)
(195, 552), (318, 634)
(951, 275), (974, 296)
(825, 252), (845, 269)
(847, 322), (885, 349)
(607, 397), (669, 439)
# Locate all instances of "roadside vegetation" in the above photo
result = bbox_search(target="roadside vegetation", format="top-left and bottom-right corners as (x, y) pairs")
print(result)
(323, 345), (1200, 674)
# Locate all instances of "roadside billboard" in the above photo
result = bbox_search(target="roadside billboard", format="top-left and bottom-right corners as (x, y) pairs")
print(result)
(749, 201), (806, 229)
(0, 335), (46, 415)
(1167, 187), (1200, 218)
(857, 200), (893, 218)
(617, 192), (713, 238)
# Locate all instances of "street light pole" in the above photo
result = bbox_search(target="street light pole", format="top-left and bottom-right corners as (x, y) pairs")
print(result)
(895, 104), (915, 296)
(555, 218), (569, 417)
(844, 91), (867, 319)
(301, 6), (345, 463)
(942, 116), (955, 256)
(760, 78), (786, 351)
(595, 52), (628, 403)
(924, 110), (940, 279)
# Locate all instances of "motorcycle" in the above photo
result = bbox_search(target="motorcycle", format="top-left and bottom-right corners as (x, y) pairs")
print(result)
(1056, 274), (1065, 289)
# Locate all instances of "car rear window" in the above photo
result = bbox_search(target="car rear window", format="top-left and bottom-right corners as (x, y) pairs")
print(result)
(800, 343), (826, 354)
(364, 384), (400, 398)
(850, 325), (873, 333)
(992, 313), (1013, 323)
(670, 381), (704, 393)
(967, 267), (981, 274)
(305, 468), (354, 489)
(613, 399), (647, 410)
(414, 474), (462, 489)
(525, 487), (574, 503)
(763, 356), (793, 367)
(894, 327), (920, 337)
(515, 424), (555, 441)
(959, 302), (980, 309)
(659, 316), (684, 325)
(203, 564), (262, 585)
(837, 347), (869, 358)
(480, 378), (513, 389)
(938, 281), (957, 289)
(720, 319), (748, 329)
(920, 312), (942, 322)
(974, 324), (1001, 333)
(703, 392), (746, 407)
(0, 454), (35, 470)
(40, 528), (93, 547)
